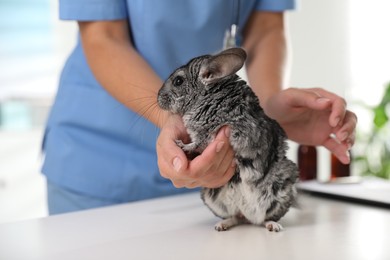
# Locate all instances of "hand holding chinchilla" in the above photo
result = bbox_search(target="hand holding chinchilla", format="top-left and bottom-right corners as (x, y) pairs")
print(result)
(157, 48), (298, 232)
(156, 114), (236, 189)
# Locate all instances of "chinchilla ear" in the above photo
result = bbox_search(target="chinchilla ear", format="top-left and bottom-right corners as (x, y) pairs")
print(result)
(199, 48), (247, 85)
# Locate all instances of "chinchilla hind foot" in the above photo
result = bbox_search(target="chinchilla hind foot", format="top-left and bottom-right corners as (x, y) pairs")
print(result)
(214, 213), (249, 231)
(264, 221), (283, 232)
(214, 217), (284, 232)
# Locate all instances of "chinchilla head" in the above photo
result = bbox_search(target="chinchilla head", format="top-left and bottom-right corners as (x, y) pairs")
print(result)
(157, 48), (247, 115)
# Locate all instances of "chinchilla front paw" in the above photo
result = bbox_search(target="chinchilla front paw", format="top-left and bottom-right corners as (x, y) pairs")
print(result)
(175, 139), (197, 152)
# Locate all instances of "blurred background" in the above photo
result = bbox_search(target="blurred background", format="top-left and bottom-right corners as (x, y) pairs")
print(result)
(0, 0), (389, 223)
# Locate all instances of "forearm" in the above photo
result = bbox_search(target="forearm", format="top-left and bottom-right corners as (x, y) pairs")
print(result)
(242, 12), (289, 107)
(79, 20), (168, 128)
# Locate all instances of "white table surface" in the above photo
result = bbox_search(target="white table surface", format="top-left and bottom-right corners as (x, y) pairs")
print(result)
(1, 192), (390, 260)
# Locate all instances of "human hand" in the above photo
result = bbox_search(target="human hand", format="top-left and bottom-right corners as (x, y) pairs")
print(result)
(264, 88), (357, 164)
(156, 114), (236, 188)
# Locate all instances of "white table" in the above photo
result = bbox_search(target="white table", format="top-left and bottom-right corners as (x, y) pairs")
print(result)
(1, 192), (389, 260)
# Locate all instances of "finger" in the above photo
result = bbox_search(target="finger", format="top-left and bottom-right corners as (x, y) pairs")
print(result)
(335, 111), (357, 143)
(158, 156), (187, 188)
(170, 179), (199, 189)
(157, 136), (188, 173)
(208, 127), (233, 171)
(329, 97), (347, 128)
(203, 147), (236, 187)
(216, 146), (235, 173)
(156, 123), (190, 185)
(189, 126), (231, 177)
(157, 151), (191, 187)
(345, 131), (356, 149)
(307, 88), (347, 127)
(204, 164), (236, 188)
(323, 135), (351, 164)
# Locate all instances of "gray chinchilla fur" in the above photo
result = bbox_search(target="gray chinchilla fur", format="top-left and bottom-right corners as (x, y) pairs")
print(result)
(157, 48), (298, 232)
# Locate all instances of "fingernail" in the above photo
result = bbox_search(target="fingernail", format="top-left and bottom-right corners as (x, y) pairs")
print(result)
(173, 157), (182, 172)
(333, 117), (341, 127)
(231, 159), (237, 168)
(346, 140), (352, 150)
(316, 97), (331, 103)
(224, 127), (230, 138)
(330, 133), (341, 144)
(216, 142), (225, 153)
(345, 150), (351, 161)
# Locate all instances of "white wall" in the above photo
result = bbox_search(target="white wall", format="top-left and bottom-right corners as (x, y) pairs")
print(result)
(288, 0), (351, 96)
(348, 0), (390, 106)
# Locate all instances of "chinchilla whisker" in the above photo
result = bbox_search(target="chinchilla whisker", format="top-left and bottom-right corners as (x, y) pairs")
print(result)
(126, 82), (159, 94)
(123, 96), (157, 105)
(125, 101), (161, 133)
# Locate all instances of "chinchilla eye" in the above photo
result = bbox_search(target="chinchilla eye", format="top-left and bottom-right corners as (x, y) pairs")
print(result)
(172, 76), (184, 87)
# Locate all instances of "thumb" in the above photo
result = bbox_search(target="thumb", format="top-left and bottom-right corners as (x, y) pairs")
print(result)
(156, 118), (189, 174)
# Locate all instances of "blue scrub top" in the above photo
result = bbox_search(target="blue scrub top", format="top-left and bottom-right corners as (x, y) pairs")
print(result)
(42, 0), (295, 202)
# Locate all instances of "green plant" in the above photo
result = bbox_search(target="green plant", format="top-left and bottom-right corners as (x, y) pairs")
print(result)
(354, 82), (390, 179)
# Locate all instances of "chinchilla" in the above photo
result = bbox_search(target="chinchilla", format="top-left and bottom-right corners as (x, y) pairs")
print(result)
(157, 48), (298, 232)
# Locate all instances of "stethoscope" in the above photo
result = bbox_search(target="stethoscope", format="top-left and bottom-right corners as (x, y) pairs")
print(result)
(223, 0), (240, 49)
